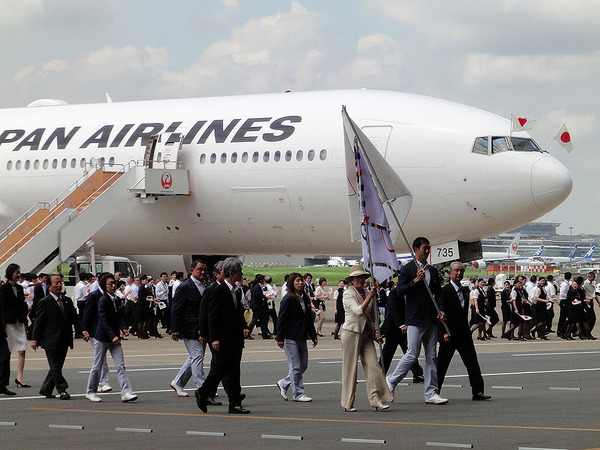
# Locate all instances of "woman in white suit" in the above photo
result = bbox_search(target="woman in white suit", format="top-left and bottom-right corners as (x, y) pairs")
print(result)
(340, 266), (391, 412)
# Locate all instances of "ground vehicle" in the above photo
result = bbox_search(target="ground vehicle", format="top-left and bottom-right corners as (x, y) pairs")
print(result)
(59, 255), (140, 293)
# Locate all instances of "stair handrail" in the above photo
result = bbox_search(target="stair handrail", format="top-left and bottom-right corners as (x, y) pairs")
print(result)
(0, 202), (50, 242)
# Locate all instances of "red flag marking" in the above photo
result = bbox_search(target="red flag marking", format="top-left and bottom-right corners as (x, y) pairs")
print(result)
(561, 132), (571, 143)
(518, 118), (527, 127)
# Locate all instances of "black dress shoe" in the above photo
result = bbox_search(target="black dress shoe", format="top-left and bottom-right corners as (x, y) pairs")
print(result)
(206, 397), (222, 406)
(472, 393), (492, 401)
(59, 391), (71, 400)
(1, 387), (17, 396)
(228, 405), (251, 414)
(195, 390), (207, 413)
(412, 375), (425, 384)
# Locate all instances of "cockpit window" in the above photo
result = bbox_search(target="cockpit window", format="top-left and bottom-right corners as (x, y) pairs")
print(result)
(511, 137), (542, 152)
(491, 137), (510, 154)
(472, 137), (488, 155)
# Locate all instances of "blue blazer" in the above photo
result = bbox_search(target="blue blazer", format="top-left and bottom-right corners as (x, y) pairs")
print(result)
(395, 260), (441, 327)
(95, 294), (127, 343)
(171, 277), (202, 339)
(439, 283), (471, 337)
(83, 289), (103, 338)
(276, 293), (317, 343)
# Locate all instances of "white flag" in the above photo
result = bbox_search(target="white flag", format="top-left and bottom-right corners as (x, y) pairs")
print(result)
(350, 133), (399, 284)
(511, 113), (536, 131)
(553, 123), (573, 153)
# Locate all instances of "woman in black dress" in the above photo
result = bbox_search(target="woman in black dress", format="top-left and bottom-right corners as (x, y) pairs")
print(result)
(332, 279), (347, 340)
(500, 281), (512, 338)
(469, 278), (487, 340)
(530, 277), (549, 340)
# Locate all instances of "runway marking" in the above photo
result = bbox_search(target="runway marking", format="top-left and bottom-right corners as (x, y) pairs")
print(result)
(512, 351), (600, 357)
(426, 442), (472, 448)
(518, 447), (567, 450)
(262, 434), (303, 441)
(341, 437), (385, 444)
(186, 431), (226, 437)
(29, 407), (600, 433)
(49, 424), (84, 430)
(549, 387), (582, 391)
(115, 427), (153, 433)
(0, 422), (17, 426)
(492, 386), (523, 390)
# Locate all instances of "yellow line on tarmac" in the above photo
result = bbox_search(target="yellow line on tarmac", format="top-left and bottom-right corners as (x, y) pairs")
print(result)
(30, 407), (600, 433)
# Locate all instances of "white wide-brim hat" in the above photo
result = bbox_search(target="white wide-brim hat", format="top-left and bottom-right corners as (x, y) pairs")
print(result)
(348, 265), (370, 278)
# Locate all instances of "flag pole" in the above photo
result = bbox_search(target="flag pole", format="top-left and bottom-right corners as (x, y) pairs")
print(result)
(344, 106), (451, 336)
(361, 213), (385, 373)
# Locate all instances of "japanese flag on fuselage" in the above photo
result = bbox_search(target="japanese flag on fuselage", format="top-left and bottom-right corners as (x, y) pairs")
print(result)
(553, 123), (573, 153)
(511, 113), (536, 131)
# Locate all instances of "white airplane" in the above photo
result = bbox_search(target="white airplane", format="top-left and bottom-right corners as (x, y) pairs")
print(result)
(0, 89), (573, 273)
(523, 245), (577, 266)
(574, 246), (595, 260)
(471, 234), (523, 268)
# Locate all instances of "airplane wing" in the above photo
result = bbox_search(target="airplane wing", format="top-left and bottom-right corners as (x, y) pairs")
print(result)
(342, 107), (413, 244)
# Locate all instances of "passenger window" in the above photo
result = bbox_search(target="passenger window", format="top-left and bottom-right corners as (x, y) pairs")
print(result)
(15, 160), (21, 170)
(491, 137), (510, 154)
(308, 149), (315, 161)
(274, 151), (281, 162)
(34, 160), (40, 170)
(80, 158), (86, 168)
(296, 150), (303, 161)
(252, 151), (259, 163)
(285, 150), (292, 162)
(70, 158), (76, 168)
(472, 137), (488, 155)
(220, 153), (227, 163)
(320, 149), (327, 160)
(200, 154), (206, 164)
(231, 152), (238, 163)
(263, 151), (270, 162)
(6, 161), (12, 170)
(24, 160), (30, 170)
(210, 153), (216, 164)
(242, 152), (248, 163)
(43, 159), (49, 169)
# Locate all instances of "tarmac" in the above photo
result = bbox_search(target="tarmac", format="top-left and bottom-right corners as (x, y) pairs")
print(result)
(1, 318), (600, 449)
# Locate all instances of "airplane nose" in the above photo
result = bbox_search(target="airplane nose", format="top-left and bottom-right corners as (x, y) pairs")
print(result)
(531, 156), (572, 212)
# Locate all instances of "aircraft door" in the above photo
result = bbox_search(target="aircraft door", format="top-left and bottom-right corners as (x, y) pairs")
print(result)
(144, 134), (183, 169)
(361, 126), (393, 158)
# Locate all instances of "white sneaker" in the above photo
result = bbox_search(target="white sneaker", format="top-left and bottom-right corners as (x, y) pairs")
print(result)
(386, 376), (395, 403)
(276, 381), (288, 401)
(98, 385), (112, 393)
(121, 392), (138, 403)
(425, 393), (449, 405)
(371, 401), (390, 411)
(293, 394), (312, 402)
(86, 393), (102, 402)
(170, 382), (189, 397)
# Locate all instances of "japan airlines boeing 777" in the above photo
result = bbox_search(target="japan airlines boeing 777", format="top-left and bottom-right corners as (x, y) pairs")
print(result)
(0, 89), (572, 269)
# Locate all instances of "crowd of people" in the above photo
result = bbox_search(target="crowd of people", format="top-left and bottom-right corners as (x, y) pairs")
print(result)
(1, 245), (598, 413)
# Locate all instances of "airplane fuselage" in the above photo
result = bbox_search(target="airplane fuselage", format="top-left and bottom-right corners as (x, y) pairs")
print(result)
(0, 90), (572, 257)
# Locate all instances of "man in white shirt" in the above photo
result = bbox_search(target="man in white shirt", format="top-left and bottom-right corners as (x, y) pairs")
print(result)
(155, 272), (171, 334)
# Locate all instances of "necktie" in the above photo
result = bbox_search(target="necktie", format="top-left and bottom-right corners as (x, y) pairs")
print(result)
(57, 297), (65, 315)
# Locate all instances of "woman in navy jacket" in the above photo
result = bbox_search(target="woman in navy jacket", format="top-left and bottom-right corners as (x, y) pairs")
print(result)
(275, 272), (318, 402)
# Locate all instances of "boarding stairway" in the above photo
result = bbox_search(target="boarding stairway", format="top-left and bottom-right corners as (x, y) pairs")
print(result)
(0, 152), (190, 276)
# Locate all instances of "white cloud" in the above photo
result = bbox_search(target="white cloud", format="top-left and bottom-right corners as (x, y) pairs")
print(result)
(0, 0), (44, 26)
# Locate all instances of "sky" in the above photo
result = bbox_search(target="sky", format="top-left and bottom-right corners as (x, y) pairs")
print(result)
(1, 0), (598, 235)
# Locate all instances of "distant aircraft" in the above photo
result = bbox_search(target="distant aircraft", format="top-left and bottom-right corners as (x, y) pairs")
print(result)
(471, 234), (522, 269)
(0, 89), (572, 274)
(574, 246), (595, 260)
(524, 245), (577, 266)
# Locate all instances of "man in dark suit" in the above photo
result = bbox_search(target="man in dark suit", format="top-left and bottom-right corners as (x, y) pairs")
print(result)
(386, 237), (448, 405)
(381, 287), (424, 382)
(31, 274), (89, 399)
(170, 260), (208, 398)
(438, 262), (491, 401)
(196, 258), (251, 414)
